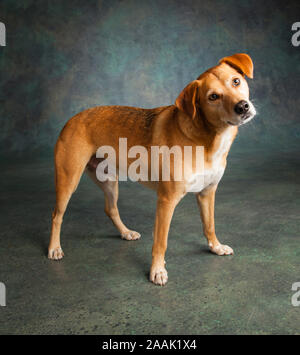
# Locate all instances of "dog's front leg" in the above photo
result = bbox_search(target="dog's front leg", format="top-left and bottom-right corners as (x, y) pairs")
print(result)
(196, 186), (234, 256)
(150, 194), (179, 286)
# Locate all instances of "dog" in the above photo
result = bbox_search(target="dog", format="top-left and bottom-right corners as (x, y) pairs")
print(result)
(48, 53), (256, 286)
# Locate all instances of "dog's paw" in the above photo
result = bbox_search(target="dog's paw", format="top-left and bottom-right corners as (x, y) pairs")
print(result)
(121, 230), (141, 241)
(209, 243), (234, 256)
(48, 247), (64, 260)
(150, 266), (168, 286)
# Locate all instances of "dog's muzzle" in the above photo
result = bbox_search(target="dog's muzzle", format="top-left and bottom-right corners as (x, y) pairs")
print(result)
(234, 100), (249, 116)
(227, 100), (256, 126)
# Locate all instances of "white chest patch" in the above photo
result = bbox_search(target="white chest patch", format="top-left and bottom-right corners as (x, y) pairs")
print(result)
(186, 129), (233, 193)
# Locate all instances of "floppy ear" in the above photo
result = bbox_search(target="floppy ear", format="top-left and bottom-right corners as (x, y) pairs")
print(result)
(175, 80), (200, 119)
(219, 53), (254, 79)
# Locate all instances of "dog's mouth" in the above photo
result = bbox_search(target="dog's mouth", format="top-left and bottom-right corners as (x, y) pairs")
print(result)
(227, 113), (254, 126)
(227, 121), (236, 126)
(242, 113), (251, 120)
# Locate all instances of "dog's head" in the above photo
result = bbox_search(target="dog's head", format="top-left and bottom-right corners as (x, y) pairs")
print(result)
(175, 53), (256, 128)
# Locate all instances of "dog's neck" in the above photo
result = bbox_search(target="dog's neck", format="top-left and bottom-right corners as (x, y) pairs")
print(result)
(174, 107), (238, 150)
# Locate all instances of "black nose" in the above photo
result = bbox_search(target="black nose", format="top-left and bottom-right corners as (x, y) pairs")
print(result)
(234, 100), (249, 115)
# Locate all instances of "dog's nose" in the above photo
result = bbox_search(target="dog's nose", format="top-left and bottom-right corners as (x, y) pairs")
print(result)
(234, 100), (249, 115)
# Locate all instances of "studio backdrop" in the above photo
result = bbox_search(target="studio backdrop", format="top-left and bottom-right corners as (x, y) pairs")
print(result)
(0, 0), (300, 157)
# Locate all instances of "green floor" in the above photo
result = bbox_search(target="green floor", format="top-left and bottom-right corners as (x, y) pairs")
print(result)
(0, 150), (299, 334)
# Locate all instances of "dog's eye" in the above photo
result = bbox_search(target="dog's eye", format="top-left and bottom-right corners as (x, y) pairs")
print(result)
(232, 78), (240, 87)
(208, 93), (219, 101)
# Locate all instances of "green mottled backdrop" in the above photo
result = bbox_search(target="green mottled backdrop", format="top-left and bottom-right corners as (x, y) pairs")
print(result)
(0, 0), (300, 157)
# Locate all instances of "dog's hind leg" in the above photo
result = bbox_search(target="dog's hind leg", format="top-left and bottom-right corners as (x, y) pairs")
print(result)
(48, 138), (94, 260)
(86, 163), (141, 241)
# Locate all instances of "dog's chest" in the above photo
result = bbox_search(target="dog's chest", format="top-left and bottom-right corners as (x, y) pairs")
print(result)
(186, 129), (233, 193)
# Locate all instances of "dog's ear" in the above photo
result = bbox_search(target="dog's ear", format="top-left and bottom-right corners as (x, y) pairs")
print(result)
(175, 80), (201, 119)
(219, 53), (253, 79)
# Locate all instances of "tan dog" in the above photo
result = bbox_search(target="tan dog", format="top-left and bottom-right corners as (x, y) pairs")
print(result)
(48, 53), (256, 286)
